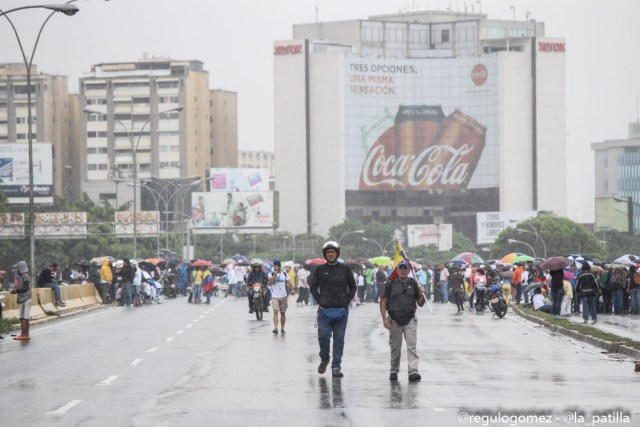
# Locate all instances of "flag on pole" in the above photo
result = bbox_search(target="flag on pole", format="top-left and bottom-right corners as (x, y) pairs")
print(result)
(389, 239), (414, 279)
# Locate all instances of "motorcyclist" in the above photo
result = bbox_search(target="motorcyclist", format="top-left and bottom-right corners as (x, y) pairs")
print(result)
(246, 259), (270, 313)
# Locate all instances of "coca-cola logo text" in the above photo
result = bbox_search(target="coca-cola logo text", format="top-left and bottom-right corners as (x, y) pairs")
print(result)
(273, 45), (303, 56)
(538, 42), (565, 52)
(471, 64), (488, 86)
(361, 144), (474, 188)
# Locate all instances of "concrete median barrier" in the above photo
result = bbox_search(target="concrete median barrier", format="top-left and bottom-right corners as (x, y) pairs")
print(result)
(79, 283), (102, 305)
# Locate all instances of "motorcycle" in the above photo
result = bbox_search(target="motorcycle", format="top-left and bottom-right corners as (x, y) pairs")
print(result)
(161, 272), (178, 299)
(249, 282), (265, 320)
(475, 272), (508, 318)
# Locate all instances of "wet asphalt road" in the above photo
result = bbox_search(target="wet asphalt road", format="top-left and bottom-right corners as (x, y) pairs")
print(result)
(0, 295), (639, 427)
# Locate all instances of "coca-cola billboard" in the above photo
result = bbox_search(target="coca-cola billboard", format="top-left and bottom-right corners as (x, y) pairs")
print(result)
(345, 56), (498, 193)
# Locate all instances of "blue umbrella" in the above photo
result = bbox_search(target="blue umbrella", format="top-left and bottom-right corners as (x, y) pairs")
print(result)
(232, 254), (250, 265)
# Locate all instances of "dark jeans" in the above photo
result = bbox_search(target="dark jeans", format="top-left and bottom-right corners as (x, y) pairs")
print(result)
(581, 295), (597, 321)
(317, 307), (350, 370)
(39, 282), (62, 303)
(357, 286), (365, 303)
(551, 288), (564, 316)
(612, 289), (624, 314)
(513, 284), (522, 304)
(296, 287), (309, 305)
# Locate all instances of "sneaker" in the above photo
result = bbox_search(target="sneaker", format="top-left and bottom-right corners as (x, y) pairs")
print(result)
(389, 373), (398, 381)
(281, 330), (286, 335)
(318, 361), (328, 374)
(272, 329), (278, 335)
(583, 320), (588, 324)
(408, 373), (421, 382)
(55, 301), (66, 307)
(592, 319), (598, 324)
(332, 368), (343, 378)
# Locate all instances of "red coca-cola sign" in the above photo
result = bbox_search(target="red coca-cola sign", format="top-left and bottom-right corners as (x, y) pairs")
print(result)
(359, 106), (486, 191)
(471, 64), (488, 86)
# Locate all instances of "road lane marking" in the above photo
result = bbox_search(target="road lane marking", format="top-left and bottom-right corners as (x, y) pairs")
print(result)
(129, 359), (142, 366)
(97, 376), (119, 386)
(46, 400), (82, 414)
(199, 315), (206, 319)
(166, 337), (174, 343)
(176, 330), (184, 334)
(147, 346), (160, 353)
(186, 324), (193, 328)
(193, 319), (200, 323)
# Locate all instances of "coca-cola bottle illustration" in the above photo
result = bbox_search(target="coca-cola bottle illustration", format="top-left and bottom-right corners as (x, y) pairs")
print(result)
(426, 109), (486, 190)
(359, 105), (445, 190)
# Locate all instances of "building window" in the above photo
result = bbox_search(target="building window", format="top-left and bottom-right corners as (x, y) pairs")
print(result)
(442, 29), (450, 43)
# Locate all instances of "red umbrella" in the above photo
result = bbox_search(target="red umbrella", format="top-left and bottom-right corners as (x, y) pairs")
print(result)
(305, 258), (327, 265)
(563, 270), (575, 280)
(191, 259), (213, 267)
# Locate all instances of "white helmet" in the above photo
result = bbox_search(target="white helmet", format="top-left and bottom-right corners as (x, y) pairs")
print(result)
(322, 241), (340, 259)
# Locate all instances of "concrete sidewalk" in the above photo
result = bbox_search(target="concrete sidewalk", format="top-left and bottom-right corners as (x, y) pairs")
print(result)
(563, 312), (640, 341)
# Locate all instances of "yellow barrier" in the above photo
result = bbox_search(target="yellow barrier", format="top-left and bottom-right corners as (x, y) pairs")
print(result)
(35, 287), (57, 316)
(79, 283), (102, 305)
(60, 285), (84, 312)
(1, 290), (47, 320)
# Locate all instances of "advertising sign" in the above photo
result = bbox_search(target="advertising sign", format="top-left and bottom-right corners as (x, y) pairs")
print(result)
(0, 143), (54, 202)
(406, 224), (453, 251)
(114, 211), (159, 237)
(476, 211), (539, 245)
(191, 191), (274, 230)
(0, 212), (25, 239)
(344, 57), (498, 193)
(34, 212), (87, 239)
(208, 168), (269, 192)
(595, 197), (630, 233)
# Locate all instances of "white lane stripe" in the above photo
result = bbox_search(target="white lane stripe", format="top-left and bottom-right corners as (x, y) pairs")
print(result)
(147, 346), (160, 353)
(176, 330), (184, 334)
(96, 376), (119, 386)
(129, 359), (142, 366)
(186, 324), (193, 328)
(46, 400), (82, 414)
(166, 337), (174, 343)
(199, 315), (206, 319)
(193, 319), (200, 323)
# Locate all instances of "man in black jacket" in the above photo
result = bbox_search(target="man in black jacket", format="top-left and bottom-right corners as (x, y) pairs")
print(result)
(37, 263), (65, 307)
(310, 241), (357, 378)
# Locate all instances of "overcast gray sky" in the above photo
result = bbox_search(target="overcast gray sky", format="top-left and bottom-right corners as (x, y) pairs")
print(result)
(1, 0), (639, 223)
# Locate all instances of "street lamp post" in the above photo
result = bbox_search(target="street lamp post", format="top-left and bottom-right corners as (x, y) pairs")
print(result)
(383, 239), (396, 256)
(362, 237), (384, 256)
(516, 226), (547, 258)
(508, 238), (536, 258)
(85, 106), (184, 259)
(1, 3), (80, 277)
(337, 229), (365, 245)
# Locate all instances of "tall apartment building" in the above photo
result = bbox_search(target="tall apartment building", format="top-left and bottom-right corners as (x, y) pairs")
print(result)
(80, 58), (235, 207)
(0, 63), (74, 203)
(238, 150), (276, 177)
(592, 121), (640, 232)
(274, 10), (567, 239)
(210, 89), (238, 168)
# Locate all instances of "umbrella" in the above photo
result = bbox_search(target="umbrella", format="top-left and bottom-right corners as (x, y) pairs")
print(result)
(499, 253), (525, 264)
(232, 255), (250, 266)
(454, 252), (484, 265)
(541, 256), (570, 270)
(221, 258), (235, 265)
(345, 260), (362, 272)
(90, 256), (115, 265)
(145, 258), (164, 265)
(192, 259), (213, 267)
(613, 254), (638, 266)
(137, 261), (157, 272)
(113, 260), (124, 269)
(209, 267), (226, 276)
(305, 258), (327, 265)
(283, 261), (296, 268)
(563, 270), (576, 280)
(369, 256), (392, 266)
(513, 255), (534, 263)
(449, 258), (468, 267)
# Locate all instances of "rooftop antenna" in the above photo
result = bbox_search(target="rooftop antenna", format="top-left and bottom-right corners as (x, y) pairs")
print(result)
(510, 5), (515, 20)
(525, 9), (531, 20)
(637, 96), (639, 122)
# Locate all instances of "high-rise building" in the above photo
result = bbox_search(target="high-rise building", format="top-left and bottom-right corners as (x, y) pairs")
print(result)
(592, 121), (640, 232)
(238, 150), (275, 178)
(210, 89), (238, 168)
(79, 58), (234, 207)
(0, 63), (74, 203)
(274, 10), (567, 241)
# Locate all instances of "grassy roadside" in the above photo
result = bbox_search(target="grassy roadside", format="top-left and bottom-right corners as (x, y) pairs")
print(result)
(518, 306), (640, 351)
(0, 317), (20, 334)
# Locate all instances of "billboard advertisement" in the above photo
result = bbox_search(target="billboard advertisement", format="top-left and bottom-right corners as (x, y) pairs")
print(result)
(0, 143), (54, 202)
(0, 212), (25, 239)
(406, 224), (453, 251)
(114, 211), (159, 237)
(595, 197), (630, 233)
(34, 212), (87, 239)
(208, 168), (269, 192)
(476, 211), (539, 245)
(344, 57), (498, 193)
(191, 191), (274, 230)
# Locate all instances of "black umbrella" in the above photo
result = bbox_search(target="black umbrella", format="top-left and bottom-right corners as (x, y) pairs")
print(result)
(137, 261), (157, 272)
(209, 267), (226, 277)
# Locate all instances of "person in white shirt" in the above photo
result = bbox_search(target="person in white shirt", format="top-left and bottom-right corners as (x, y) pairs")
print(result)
(225, 264), (236, 298)
(296, 267), (310, 306)
(268, 260), (289, 335)
(234, 264), (246, 298)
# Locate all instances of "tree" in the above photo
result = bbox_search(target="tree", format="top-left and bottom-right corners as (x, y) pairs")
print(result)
(490, 215), (606, 260)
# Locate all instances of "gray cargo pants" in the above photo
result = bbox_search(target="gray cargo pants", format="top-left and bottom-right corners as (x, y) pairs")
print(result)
(388, 316), (419, 375)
